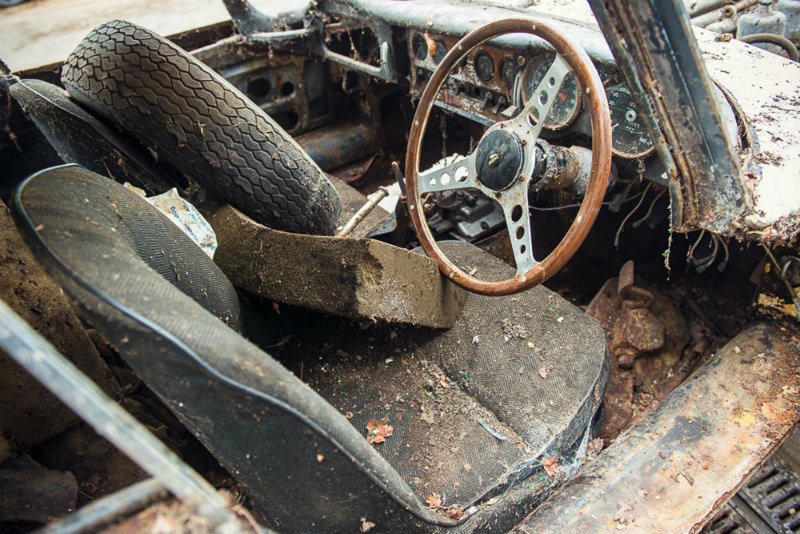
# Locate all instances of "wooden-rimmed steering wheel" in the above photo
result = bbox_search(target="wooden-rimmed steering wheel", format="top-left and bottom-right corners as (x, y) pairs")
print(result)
(405, 18), (612, 296)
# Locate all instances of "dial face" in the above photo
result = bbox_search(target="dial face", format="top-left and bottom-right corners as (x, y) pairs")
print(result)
(412, 34), (427, 60)
(522, 55), (581, 130)
(474, 51), (495, 81)
(500, 58), (516, 88)
(607, 85), (655, 158)
(432, 40), (447, 64)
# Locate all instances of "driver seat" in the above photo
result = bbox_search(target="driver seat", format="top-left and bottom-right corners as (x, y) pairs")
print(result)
(12, 165), (608, 533)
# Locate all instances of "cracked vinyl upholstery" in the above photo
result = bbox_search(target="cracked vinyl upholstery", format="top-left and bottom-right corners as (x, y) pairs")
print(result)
(61, 20), (341, 236)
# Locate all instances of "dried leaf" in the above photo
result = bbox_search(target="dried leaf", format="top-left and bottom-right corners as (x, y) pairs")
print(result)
(346, 411), (354, 419)
(360, 519), (375, 532)
(448, 506), (463, 520)
(366, 419), (394, 444)
(542, 456), (559, 476)
(272, 301), (281, 315)
(426, 15), (434, 26)
(316, 454), (324, 463)
(426, 493), (443, 508)
(439, 374), (450, 388)
(538, 367), (548, 379)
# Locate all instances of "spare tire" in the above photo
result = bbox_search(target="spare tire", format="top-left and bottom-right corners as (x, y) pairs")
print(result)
(61, 20), (341, 236)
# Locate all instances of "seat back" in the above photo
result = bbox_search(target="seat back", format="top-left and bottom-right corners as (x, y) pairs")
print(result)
(13, 165), (446, 533)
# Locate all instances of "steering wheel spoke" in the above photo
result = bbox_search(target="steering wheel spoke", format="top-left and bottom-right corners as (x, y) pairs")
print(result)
(507, 54), (572, 141)
(418, 154), (478, 194)
(501, 187), (537, 274)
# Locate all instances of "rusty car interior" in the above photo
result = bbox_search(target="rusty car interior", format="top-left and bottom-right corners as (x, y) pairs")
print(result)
(0, 0), (799, 532)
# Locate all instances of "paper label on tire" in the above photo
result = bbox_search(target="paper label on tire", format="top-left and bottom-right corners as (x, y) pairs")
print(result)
(124, 184), (217, 258)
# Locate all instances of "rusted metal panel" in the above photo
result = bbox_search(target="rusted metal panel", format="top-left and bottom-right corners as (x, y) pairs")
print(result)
(587, 0), (748, 235)
(295, 122), (381, 172)
(514, 322), (800, 534)
(0, 469), (77, 524)
(697, 30), (800, 242)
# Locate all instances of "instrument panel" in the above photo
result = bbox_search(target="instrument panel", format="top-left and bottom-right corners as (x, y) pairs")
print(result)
(408, 30), (656, 159)
(521, 53), (581, 131)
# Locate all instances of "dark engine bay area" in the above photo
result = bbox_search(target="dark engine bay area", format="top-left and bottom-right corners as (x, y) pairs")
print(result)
(1, 0), (799, 533)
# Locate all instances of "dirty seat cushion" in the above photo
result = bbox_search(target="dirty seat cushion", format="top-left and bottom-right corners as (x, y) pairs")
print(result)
(276, 241), (609, 506)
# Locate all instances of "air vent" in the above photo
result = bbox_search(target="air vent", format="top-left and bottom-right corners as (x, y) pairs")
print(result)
(742, 460), (800, 532)
(703, 457), (800, 534)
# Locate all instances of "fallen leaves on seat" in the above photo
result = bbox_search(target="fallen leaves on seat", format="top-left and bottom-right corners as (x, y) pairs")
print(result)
(542, 456), (559, 476)
(448, 505), (463, 520)
(366, 419), (394, 444)
(426, 493), (442, 508)
(538, 367), (548, 379)
(427, 494), (466, 520)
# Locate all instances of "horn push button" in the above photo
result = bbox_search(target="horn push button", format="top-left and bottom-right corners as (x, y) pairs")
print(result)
(475, 129), (525, 191)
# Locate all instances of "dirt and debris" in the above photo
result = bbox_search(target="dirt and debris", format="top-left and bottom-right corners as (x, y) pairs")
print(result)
(586, 438), (604, 461)
(366, 419), (394, 444)
(754, 150), (785, 166)
(104, 490), (261, 534)
(588, 261), (691, 441)
(360, 518), (376, 532)
(538, 367), (548, 379)
(501, 317), (528, 340)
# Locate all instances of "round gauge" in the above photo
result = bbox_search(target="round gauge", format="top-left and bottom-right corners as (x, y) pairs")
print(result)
(521, 55), (581, 130)
(474, 51), (495, 81)
(432, 40), (447, 64)
(500, 58), (516, 88)
(607, 85), (656, 158)
(412, 34), (427, 60)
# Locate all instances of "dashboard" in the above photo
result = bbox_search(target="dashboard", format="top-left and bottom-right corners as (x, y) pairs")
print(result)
(407, 30), (656, 159)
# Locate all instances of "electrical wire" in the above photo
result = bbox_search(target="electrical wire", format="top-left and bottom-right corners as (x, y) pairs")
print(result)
(614, 182), (653, 248)
(632, 188), (665, 229)
(528, 190), (644, 212)
(695, 234), (719, 274)
(739, 33), (800, 62)
(687, 229), (707, 264)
